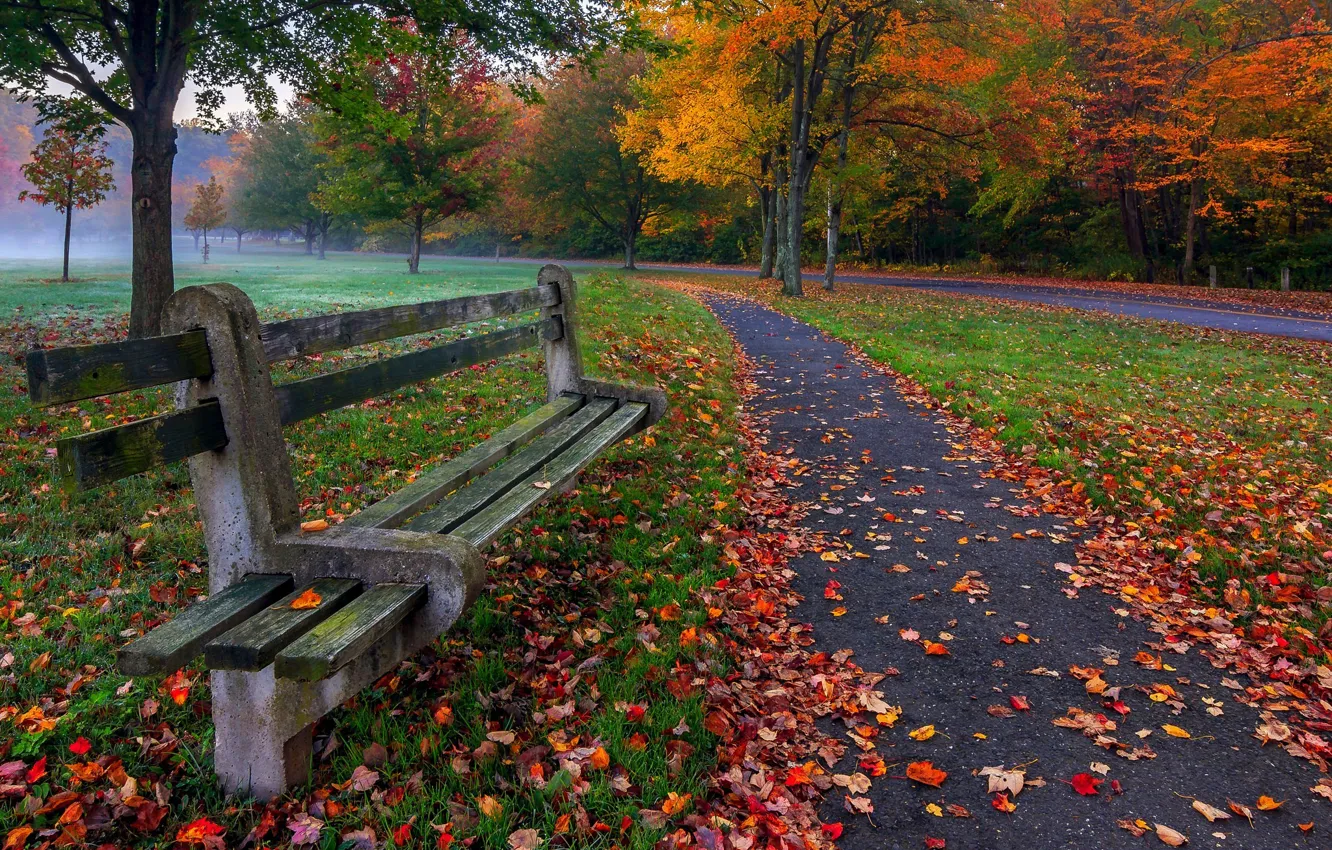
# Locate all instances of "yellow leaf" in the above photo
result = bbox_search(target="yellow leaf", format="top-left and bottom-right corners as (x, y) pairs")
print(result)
(1162, 725), (1191, 739)
(925, 803), (943, 817)
(478, 796), (504, 818)
(908, 725), (936, 741)
(831, 606), (848, 617)
(820, 551), (840, 562)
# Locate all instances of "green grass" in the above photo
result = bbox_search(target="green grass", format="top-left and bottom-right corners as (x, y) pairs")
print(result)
(0, 255), (745, 848)
(0, 247), (551, 319)
(663, 274), (1332, 625)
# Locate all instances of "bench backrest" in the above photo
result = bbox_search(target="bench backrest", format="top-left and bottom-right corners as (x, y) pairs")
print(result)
(27, 264), (583, 493)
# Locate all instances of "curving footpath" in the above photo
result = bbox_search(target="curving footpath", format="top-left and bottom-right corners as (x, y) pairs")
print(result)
(700, 291), (1324, 850)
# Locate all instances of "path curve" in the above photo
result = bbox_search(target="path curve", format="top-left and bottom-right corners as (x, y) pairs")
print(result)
(700, 292), (1323, 850)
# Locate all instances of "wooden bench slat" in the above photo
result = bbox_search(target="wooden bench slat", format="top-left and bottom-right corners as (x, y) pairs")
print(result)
(56, 400), (228, 491)
(261, 284), (560, 362)
(204, 578), (362, 671)
(274, 583), (427, 682)
(345, 394), (585, 530)
(453, 402), (649, 548)
(26, 330), (213, 407)
(118, 574), (294, 676)
(403, 396), (616, 534)
(274, 318), (558, 426)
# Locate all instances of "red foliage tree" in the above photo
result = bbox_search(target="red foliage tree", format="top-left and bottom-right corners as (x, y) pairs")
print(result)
(19, 126), (115, 282)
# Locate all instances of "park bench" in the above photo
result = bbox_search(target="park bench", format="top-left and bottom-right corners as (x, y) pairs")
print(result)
(25, 264), (666, 800)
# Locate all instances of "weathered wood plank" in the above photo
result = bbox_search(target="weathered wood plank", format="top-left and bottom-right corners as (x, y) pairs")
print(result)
(274, 318), (558, 426)
(274, 583), (427, 682)
(345, 394), (585, 530)
(118, 574), (294, 675)
(454, 402), (648, 548)
(403, 397), (616, 534)
(27, 330), (212, 407)
(56, 400), (228, 491)
(261, 285), (560, 362)
(204, 578), (362, 671)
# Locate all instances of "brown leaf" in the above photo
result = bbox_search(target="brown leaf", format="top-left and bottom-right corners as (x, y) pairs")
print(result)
(1154, 823), (1187, 846)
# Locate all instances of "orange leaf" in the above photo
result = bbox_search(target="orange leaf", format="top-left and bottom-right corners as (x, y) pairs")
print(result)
(923, 640), (950, 656)
(661, 792), (692, 816)
(906, 761), (948, 787)
(1255, 795), (1284, 811)
(290, 589), (323, 610)
(300, 519), (329, 533)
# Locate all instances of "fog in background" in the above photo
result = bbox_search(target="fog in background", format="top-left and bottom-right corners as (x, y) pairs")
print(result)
(0, 89), (242, 261)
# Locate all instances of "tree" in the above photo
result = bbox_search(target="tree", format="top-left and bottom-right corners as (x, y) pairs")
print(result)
(621, 13), (784, 276)
(184, 176), (226, 249)
(317, 42), (507, 273)
(236, 105), (333, 257)
(0, 1), (634, 337)
(527, 51), (683, 270)
(18, 125), (115, 282)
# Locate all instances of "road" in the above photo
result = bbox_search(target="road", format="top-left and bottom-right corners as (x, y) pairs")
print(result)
(502, 258), (1332, 343)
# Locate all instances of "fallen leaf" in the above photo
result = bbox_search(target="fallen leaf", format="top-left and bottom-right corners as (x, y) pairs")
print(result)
(906, 761), (947, 788)
(300, 519), (329, 533)
(1255, 795), (1284, 811)
(1154, 823), (1188, 846)
(1071, 773), (1102, 796)
(1191, 800), (1230, 823)
(908, 724), (936, 741)
(290, 589), (322, 610)
(1161, 724), (1191, 739)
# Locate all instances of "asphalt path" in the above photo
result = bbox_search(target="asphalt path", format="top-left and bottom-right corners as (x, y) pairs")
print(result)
(477, 256), (1332, 343)
(700, 292), (1323, 850)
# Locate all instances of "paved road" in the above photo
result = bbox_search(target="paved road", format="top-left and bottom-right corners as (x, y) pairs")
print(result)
(474, 257), (1332, 343)
(700, 292), (1323, 850)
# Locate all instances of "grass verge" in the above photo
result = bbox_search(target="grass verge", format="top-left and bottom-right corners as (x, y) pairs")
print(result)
(1, 272), (744, 849)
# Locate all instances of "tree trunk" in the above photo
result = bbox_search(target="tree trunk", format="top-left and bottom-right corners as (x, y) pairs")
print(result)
(408, 212), (423, 273)
(304, 220), (315, 255)
(783, 38), (807, 298)
(62, 198), (73, 283)
(128, 126), (178, 338)
(759, 185), (775, 279)
(774, 157), (790, 281)
(624, 236), (636, 270)
(823, 92), (851, 292)
(824, 183), (842, 291)
(318, 214), (330, 260)
(1182, 176), (1201, 282)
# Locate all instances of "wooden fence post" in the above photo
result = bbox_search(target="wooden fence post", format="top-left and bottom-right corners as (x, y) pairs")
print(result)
(1209, 266), (1217, 289)
(1246, 267), (1254, 289)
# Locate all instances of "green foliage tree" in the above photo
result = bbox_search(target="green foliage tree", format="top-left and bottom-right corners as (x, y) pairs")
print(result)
(525, 51), (682, 270)
(316, 44), (507, 273)
(19, 125), (115, 282)
(0, 1), (635, 336)
(183, 175), (226, 249)
(236, 105), (334, 257)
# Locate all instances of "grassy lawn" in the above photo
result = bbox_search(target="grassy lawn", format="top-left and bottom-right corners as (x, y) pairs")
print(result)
(1, 256), (745, 848)
(652, 274), (1332, 634)
(0, 247), (548, 319)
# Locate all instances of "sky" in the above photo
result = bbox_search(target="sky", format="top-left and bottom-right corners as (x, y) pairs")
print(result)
(46, 75), (295, 123)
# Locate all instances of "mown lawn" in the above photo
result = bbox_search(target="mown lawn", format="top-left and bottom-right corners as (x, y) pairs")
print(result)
(1, 258), (744, 849)
(655, 274), (1332, 629)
